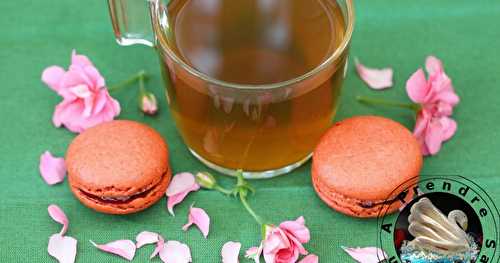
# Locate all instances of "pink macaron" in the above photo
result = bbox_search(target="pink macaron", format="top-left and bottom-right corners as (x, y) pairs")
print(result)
(312, 116), (423, 218)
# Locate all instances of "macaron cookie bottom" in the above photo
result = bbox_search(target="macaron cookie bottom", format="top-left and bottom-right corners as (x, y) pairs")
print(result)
(66, 120), (172, 214)
(312, 115), (423, 218)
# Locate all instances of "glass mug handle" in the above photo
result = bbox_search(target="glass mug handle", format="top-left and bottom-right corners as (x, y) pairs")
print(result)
(107, 0), (162, 47)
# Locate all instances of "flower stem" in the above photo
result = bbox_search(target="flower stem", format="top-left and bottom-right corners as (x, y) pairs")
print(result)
(214, 185), (233, 195)
(240, 193), (264, 225)
(356, 95), (420, 112)
(108, 70), (147, 92)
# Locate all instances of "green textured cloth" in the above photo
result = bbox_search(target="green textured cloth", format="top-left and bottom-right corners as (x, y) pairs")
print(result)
(1, 0), (499, 262)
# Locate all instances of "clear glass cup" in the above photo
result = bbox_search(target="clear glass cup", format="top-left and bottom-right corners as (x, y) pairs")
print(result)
(108, 0), (354, 179)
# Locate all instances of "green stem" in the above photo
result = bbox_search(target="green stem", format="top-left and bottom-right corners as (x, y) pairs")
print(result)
(108, 70), (147, 92)
(240, 194), (264, 225)
(214, 185), (232, 195)
(356, 95), (420, 112)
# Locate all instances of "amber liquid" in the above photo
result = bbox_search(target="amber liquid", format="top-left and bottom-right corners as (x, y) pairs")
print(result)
(160, 0), (347, 171)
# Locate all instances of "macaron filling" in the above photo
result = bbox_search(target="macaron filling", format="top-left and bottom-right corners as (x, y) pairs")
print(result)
(313, 177), (414, 216)
(76, 172), (168, 205)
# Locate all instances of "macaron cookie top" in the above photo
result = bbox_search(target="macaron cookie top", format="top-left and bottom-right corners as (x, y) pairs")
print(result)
(66, 120), (171, 214)
(312, 115), (423, 218)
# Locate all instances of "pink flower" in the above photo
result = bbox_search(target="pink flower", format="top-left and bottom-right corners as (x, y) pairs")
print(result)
(406, 56), (460, 155)
(407, 56), (459, 117)
(140, 92), (158, 115)
(249, 217), (311, 263)
(41, 50), (120, 133)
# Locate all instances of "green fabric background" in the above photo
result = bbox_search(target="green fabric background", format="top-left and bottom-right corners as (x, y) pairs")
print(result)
(1, 0), (499, 262)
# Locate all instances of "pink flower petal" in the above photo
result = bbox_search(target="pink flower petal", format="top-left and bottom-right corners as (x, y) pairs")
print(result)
(279, 216), (310, 244)
(48, 234), (77, 263)
(355, 58), (393, 90)
(135, 231), (159, 248)
(151, 236), (164, 259)
(182, 206), (210, 238)
(48, 204), (69, 235)
(425, 55), (444, 75)
(90, 240), (136, 261)
(167, 183), (200, 216)
(439, 116), (457, 141)
(159, 240), (192, 263)
(222, 241), (241, 263)
(71, 50), (94, 68)
(342, 247), (387, 263)
(39, 151), (66, 185)
(166, 172), (197, 196)
(425, 118), (446, 155)
(299, 254), (319, 263)
(42, 66), (66, 93)
(245, 246), (263, 263)
(406, 69), (429, 104)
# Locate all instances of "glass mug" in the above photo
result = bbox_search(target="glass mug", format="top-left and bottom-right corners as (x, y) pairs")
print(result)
(108, 0), (354, 178)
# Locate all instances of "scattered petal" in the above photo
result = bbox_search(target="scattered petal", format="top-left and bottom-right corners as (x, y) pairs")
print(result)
(355, 58), (393, 90)
(39, 151), (66, 185)
(245, 246), (262, 263)
(48, 234), (77, 263)
(166, 173), (200, 216)
(342, 246), (387, 263)
(90, 240), (136, 261)
(135, 231), (159, 248)
(159, 240), (192, 263)
(48, 204), (69, 235)
(151, 236), (164, 259)
(222, 241), (241, 263)
(299, 254), (319, 263)
(182, 206), (210, 238)
(166, 173), (197, 196)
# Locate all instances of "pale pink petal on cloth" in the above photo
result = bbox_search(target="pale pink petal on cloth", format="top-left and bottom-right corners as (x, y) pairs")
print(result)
(222, 241), (241, 263)
(245, 246), (263, 263)
(39, 151), (66, 185)
(48, 204), (69, 235)
(135, 231), (160, 248)
(166, 173), (197, 196)
(182, 206), (210, 238)
(90, 240), (136, 261)
(355, 58), (393, 90)
(159, 241), (192, 263)
(342, 247), (387, 263)
(42, 66), (66, 93)
(406, 69), (429, 103)
(150, 236), (164, 259)
(48, 234), (77, 263)
(279, 216), (310, 244)
(299, 254), (319, 263)
(166, 173), (200, 216)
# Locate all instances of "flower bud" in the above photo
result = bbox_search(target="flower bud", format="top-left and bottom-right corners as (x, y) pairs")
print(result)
(140, 92), (158, 115)
(195, 172), (217, 189)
